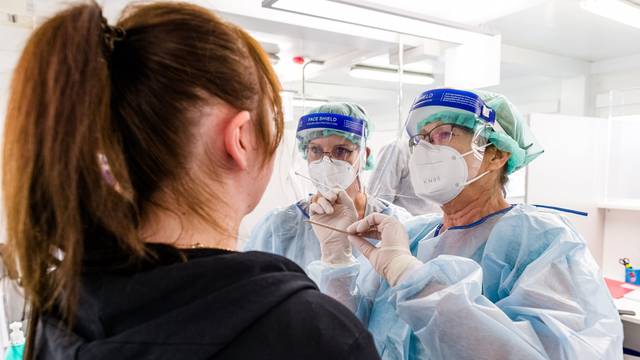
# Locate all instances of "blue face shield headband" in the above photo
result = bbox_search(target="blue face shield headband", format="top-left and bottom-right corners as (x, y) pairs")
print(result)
(406, 88), (496, 138)
(296, 112), (367, 142)
(296, 112), (369, 157)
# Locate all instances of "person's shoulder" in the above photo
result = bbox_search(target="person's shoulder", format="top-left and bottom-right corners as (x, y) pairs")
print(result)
(237, 249), (307, 274)
(256, 202), (305, 226)
(280, 289), (363, 332)
(497, 204), (582, 241)
(268, 289), (380, 359)
(403, 213), (442, 240)
(486, 204), (586, 263)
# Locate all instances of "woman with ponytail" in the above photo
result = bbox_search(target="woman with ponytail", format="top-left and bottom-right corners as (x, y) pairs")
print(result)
(2, 2), (379, 359)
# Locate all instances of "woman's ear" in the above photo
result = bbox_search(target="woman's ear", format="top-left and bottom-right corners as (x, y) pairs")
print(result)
(486, 147), (510, 172)
(223, 110), (252, 170)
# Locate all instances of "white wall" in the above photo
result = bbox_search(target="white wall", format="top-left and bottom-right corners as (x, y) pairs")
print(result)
(485, 77), (562, 202)
(489, 72), (640, 280)
(487, 77), (562, 114)
(590, 69), (640, 117)
(516, 67), (640, 278)
(587, 68), (640, 280)
(602, 210), (640, 280)
(527, 113), (608, 265)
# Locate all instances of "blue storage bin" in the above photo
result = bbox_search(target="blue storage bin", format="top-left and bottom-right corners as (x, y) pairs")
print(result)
(626, 268), (640, 285)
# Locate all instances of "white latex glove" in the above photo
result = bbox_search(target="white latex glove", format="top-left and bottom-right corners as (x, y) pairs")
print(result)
(310, 190), (358, 265)
(347, 213), (421, 286)
(309, 189), (338, 215)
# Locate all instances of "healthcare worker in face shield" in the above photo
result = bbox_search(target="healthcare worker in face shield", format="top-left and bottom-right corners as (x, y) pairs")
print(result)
(313, 89), (623, 360)
(244, 102), (411, 272)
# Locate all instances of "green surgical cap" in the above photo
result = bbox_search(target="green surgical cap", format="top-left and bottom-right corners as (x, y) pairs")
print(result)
(414, 90), (544, 174)
(299, 102), (376, 170)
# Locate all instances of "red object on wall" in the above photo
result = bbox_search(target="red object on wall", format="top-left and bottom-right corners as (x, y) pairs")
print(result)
(292, 56), (305, 65)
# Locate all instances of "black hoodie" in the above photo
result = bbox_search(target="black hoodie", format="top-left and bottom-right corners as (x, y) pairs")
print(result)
(35, 244), (380, 359)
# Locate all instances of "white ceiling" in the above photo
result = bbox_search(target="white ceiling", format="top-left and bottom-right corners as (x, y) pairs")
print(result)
(487, 0), (640, 61)
(9, 0), (640, 62)
(20, 0), (640, 66)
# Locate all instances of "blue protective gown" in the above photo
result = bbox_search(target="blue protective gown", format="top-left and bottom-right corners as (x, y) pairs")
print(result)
(243, 196), (412, 271)
(309, 204), (623, 360)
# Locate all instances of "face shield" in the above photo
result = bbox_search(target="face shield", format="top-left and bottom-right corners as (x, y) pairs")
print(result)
(370, 88), (498, 207)
(291, 112), (368, 199)
(406, 88), (496, 159)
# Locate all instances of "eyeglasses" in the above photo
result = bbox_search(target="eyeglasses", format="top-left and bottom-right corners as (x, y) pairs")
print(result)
(409, 124), (467, 149)
(307, 144), (357, 161)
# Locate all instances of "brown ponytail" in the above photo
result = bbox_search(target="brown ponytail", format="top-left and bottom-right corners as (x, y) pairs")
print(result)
(3, 1), (282, 355)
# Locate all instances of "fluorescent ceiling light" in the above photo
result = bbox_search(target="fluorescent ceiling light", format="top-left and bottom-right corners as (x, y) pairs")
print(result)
(268, 53), (280, 64)
(580, 0), (640, 30)
(335, 0), (546, 25)
(292, 98), (329, 108)
(303, 60), (325, 72)
(361, 54), (436, 74)
(349, 64), (434, 85)
(263, 0), (491, 45)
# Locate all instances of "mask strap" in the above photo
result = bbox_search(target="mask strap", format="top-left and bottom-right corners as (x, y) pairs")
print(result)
(460, 142), (491, 158)
(460, 141), (492, 186)
(353, 149), (366, 192)
(463, 169), (491, 186)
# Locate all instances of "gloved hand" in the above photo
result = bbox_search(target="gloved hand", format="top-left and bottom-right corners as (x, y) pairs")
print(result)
(309, 189), (338, 215)
(347, 213), (421, 286)
(310, 190), (358, 265)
